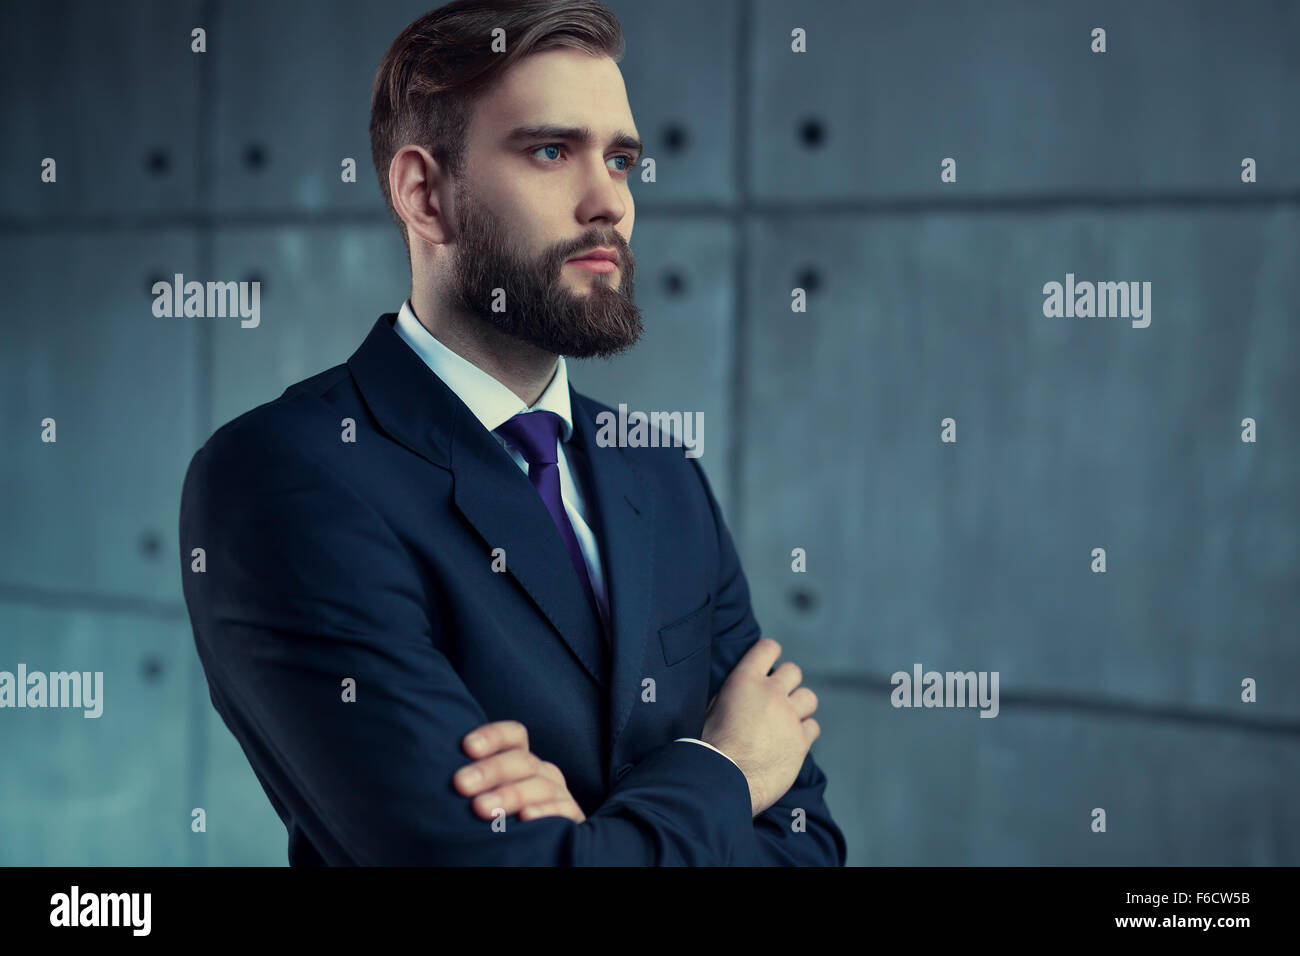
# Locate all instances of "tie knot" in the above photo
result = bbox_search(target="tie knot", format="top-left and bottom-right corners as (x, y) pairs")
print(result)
(494, 410), (562, 465)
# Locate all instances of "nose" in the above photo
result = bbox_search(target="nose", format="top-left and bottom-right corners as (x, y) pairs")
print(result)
(576, 155), (628, 228)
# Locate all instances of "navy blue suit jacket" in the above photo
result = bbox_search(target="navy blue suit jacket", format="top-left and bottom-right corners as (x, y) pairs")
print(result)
(179, 312), (846, 865)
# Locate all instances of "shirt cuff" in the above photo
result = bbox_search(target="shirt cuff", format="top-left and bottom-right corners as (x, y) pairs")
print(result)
(674, 737), (741, 772)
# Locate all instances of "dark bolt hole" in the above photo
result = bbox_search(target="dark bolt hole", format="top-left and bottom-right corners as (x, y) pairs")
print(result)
(243, 272), (266, 294)
(244, 144), (268, 170)
(798, 118), (826, 149)
(144, 149), (170, 176)
(139, 531), (162, 559)
(662, 123), (688, 153)
(789, 588), (817, 613)
(795, 268), (821, 295)
(141, 656), (164, 681)
(662, 270), (687, 297)
(146, 274), (167, 294)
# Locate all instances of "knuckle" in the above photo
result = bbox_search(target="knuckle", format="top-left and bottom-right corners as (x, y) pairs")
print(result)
(509, 750), (532, 776)
(481, 754), (509, 784)
(469, 759), (497, 788)
(493, 751), (526, 783)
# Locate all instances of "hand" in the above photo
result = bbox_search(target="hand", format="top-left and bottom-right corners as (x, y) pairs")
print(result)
(701, 638), (820, 817)
(453, 719), (586, 823)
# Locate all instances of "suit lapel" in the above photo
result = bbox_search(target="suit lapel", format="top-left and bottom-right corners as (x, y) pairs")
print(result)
(566, 389), (654, 750)
(449, 395), (611, 688)
(347, 314), (642, 699)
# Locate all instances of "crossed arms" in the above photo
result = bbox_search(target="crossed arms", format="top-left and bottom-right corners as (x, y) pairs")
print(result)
(180, 425), (846, 865)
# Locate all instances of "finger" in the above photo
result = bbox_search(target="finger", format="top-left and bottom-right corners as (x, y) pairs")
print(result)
(462, 719), (528, 759)
(789, 685), (818, 719)
(736, 637), (782, 678)
(472, 774), (559, 819)
(533, 760), (566, 788)
(519, 799), (585, 824)
(771, 660), (803, 694)
(454, 747), (539, 796)
(801, 716), (821, 744)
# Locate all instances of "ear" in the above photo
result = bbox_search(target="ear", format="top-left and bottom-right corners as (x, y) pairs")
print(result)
(391, 145), (452, 246)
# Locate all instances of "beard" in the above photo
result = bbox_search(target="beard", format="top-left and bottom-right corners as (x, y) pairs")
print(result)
(443, 179), (643, 359)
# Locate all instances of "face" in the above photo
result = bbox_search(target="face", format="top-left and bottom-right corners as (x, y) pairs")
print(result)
(442, 48), (643, 359)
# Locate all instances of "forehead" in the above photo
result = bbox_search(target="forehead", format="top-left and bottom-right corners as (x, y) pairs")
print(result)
(470, 48), (637, 139)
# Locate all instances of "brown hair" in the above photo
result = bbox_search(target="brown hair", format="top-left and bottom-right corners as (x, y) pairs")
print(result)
(369, 0), (625, 250)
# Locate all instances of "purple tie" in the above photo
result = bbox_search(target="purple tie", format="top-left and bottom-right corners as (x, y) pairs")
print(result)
(494, 411), (606, 640)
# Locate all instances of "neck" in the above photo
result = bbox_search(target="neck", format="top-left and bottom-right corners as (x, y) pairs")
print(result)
(408, 290), (558, 408)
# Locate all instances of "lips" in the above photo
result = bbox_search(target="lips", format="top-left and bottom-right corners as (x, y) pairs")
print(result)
(567, 249), (619, 264)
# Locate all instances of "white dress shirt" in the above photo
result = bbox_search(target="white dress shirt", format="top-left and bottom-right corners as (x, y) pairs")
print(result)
(393, 300), (739, 773)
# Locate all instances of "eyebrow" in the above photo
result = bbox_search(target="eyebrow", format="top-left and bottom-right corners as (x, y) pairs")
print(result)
(505, 124), (643, 160)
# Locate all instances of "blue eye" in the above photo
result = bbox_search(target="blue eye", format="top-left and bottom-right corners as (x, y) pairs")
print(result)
(530, 144), (635, 173)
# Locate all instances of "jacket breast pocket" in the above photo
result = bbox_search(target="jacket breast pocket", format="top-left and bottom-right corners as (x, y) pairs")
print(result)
(658, 592), (713, 666)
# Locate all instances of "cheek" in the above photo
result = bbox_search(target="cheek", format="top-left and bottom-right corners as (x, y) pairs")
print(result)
(495, 182), (553, 238)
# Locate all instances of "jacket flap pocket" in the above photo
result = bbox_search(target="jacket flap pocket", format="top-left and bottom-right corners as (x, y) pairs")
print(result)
(658, 593), (713, 666)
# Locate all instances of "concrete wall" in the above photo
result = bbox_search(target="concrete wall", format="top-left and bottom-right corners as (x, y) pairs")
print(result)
(2, 0), (1295, 865)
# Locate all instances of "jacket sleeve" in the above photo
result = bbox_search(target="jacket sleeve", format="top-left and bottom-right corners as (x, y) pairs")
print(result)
(180, 416), (754, 865)
(689, 457), (849, 867)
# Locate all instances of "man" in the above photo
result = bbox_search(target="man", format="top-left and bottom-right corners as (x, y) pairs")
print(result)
(179, 0), (846, 865)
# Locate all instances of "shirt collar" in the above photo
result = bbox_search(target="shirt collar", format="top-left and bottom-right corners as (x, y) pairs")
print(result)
(394, 298), (573, 441)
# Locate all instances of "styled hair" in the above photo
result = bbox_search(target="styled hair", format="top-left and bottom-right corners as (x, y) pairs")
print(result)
(369, 0), (625, 250)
